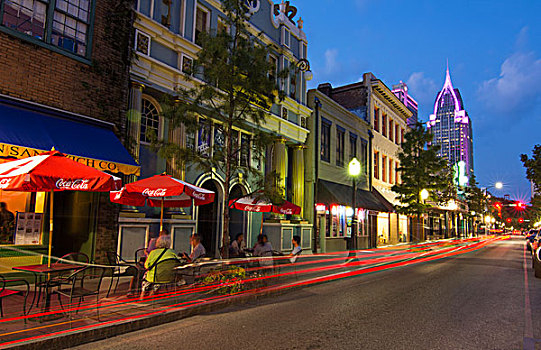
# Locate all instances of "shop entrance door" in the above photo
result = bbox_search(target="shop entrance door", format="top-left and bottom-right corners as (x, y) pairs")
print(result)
(228, 184), (247, 243)
(52, 192), (97, 260)
(196, 180), (220, 257)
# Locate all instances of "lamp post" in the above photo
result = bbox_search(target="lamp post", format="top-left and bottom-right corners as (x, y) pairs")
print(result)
(349, 157), (361, 253)
(419, 189), (429, 241)
(482, 182), (503, 235)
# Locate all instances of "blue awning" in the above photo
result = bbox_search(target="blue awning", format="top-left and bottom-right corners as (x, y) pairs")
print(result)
(0, 99), (140, 175)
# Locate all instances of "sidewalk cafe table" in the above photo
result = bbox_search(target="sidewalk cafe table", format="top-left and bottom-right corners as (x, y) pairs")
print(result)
(12, 263), (84, 321)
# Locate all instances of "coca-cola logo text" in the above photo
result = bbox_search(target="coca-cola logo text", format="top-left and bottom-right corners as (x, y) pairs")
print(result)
(56, 179), (90, 190)
(0, 178), (11, 189)
(142, 188), (167, 197)
(243, 205), (262, 212)
(192, 192), (207, 200)
(279, 208), (294, 215)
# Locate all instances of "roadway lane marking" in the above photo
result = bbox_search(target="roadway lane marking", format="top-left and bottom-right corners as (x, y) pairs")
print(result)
(523, 244), (534, 350)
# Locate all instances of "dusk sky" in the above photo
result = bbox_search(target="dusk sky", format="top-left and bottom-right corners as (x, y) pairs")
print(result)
(295, 0), (541, 202)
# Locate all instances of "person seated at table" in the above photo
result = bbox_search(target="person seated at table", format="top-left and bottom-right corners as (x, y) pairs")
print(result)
(229, 233), (246, 258)
(253, 234), (273, 267)
(288, 235), (302, 263)
(140, 235), (178, 298)
(181, 234), (206, 263)
(146, 229), (170, 255)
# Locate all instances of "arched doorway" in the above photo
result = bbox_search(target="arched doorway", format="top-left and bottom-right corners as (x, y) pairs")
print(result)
(197, 180), (221, 257)
(229, 184), (248, 243)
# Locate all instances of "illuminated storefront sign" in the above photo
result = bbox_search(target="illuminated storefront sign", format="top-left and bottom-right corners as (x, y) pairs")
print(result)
(0, 143), (140, 175)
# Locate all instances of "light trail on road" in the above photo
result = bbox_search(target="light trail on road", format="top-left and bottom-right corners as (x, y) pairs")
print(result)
(0, 236), (507, 348)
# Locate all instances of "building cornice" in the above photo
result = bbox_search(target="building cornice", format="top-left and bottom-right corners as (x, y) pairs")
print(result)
(371, 80), (412, 121)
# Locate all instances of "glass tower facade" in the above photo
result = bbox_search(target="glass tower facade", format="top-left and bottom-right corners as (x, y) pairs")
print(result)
(427, 67), (474, 185)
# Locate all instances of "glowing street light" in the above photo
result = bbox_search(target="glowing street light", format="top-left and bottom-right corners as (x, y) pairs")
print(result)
(495, 182), (503, 189)
(348, 157), (361, 177)
(420, 189), (429, 201)
(348, 157), (362, 253)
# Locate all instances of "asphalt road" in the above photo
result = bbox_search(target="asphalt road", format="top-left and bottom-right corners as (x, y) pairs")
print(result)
(71, 237), (541, 350)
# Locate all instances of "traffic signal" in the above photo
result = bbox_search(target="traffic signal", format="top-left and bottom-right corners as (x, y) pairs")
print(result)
(493, 202), (503, 210)
(516, 201), (526, 210)
(518, 217), (524, 223)
(506, 218), (512, 223)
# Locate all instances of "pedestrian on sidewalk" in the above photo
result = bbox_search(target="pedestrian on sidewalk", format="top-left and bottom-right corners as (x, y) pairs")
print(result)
(288, 235), (302, 263)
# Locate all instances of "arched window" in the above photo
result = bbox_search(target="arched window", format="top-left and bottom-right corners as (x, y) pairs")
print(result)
(140, 98), (160, 144)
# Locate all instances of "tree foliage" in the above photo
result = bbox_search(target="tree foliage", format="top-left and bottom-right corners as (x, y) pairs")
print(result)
(155, 0), (286, 256)
(521, 145), (541, 223)
(392, 122), (456, 217)
(464, 174), (485, 214)
(521, 144), (541, 194)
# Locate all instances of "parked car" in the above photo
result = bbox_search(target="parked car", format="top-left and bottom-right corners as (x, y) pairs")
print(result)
(533, 246), (541, 278)
(532, 231), (541, 253)
(526, 230), (538, 252)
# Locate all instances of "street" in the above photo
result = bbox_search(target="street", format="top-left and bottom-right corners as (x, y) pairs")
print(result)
(71, 237), (540, 350)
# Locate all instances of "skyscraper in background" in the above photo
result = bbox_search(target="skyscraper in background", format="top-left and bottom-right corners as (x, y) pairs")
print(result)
(392, 81), (418, 127)
(427, 65), (474, 185)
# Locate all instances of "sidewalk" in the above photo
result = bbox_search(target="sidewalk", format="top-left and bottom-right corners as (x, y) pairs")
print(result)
(0, 238), (494, 349)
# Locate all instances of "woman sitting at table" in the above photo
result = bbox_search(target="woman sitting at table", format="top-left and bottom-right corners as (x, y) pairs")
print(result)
(140, 236), (178, 299)
(253, 234), (273, 268)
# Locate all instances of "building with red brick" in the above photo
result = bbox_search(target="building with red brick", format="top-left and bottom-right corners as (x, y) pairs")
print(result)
(0, 0), (138, 267)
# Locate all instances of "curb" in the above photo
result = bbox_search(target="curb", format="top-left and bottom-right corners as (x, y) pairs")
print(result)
(5, 284), (304, 350)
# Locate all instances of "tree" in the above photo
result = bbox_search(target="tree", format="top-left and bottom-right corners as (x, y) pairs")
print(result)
(521, 145), (541, 224)
(392, 122), (456, 241)
(464, 174), (485, 214)
(155, 0), (286, 257)
(464, 174), (485, 235)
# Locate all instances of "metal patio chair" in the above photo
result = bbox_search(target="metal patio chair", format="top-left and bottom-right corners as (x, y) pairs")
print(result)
(52, 266), (106, 320)
(36, 252), (89, 306)
(106, 251), (137, 297)
(0, 275), (29, 318)
(141, 257), (182, 302)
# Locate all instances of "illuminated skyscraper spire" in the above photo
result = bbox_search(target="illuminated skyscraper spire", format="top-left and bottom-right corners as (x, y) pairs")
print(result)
(427, 63), (474, 186)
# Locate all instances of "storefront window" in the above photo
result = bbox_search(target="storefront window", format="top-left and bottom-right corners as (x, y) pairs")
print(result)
(140, 98), (160, 144)
(329, 205), (353, 238)
(0, 167), (45, 245)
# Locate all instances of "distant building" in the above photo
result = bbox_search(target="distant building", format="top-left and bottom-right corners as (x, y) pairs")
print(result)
(392, 82), (418, 127)
(316, 73), (412, 246)
(427, 66), (474, 185)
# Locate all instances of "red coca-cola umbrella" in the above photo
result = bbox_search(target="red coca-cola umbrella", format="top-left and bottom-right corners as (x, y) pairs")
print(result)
(110, 173), (215, 230)
(229, 196), (301, 215)
(0, 150), (122, 265)
(229, 194), (301, 234)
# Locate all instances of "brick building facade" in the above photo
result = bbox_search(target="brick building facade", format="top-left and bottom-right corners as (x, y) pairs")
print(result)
(0, 0), (137, 265)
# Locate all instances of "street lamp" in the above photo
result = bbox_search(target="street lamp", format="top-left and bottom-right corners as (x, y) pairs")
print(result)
(420, 189), (429, 201)
(482, 182), (503, 235)
(349, 158), (361, 253)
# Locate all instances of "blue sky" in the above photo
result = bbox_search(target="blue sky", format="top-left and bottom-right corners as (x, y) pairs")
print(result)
(293, 0), (541, 201)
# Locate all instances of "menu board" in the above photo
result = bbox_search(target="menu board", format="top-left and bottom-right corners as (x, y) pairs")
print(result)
(14, 212), (43, 245)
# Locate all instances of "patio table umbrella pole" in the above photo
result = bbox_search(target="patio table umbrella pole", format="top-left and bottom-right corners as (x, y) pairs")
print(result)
(48, 190), (54, 267)
(160, 197), (164, 231)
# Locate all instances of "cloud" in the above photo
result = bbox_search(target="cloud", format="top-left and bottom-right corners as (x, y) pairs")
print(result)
(477, 51), (541, 116)
(323, 48), (340, 75)
(406, 72), (438, 108)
